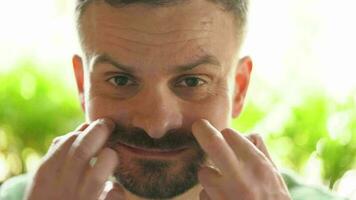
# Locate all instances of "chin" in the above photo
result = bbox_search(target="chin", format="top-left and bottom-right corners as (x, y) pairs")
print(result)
(112, 148), (206, 199)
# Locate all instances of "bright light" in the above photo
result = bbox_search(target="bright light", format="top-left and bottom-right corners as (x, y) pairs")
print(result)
(244, 0), (356, 99)
(0, 154), (9, 182)
(335, 170), (356, 199)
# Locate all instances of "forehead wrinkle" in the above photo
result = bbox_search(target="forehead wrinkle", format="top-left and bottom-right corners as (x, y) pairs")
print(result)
(98, 23), (212, 47)
(162, 40), (209, 62)
(104, 31), (209, 47)
(98, 26), (210, 56)
(99, 20), (213, 35)
(81, 2), (225, 56)
(101, 37), (146, 55)
(81, 1), (238, 73)
(90, 5), (215, 40)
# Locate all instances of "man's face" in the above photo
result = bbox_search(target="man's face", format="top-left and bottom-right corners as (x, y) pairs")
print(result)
(73, 0), (251, 198)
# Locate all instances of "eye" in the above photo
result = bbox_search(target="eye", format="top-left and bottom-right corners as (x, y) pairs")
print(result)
(108, 75), (136, 87)
(176, 76), (206, 87)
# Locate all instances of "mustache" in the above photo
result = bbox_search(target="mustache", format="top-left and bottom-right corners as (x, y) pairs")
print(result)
(107, 124), (201, 150)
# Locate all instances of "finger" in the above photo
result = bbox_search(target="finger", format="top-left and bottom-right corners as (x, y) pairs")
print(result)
(28, 132), (80, 200)
(49, 122), (88, 156)
(75, 122), (90, 131)
(80, 148), (119, 200)
(192, 119), (239, 176)
(35, 124), (89, 186)
(199, 189), (212, 200)
(198, 166), (222, 187)
(102, 182), (125, 200)
(221, 128), (267, 162)
(49, 123), (88, 149)
(61, 118), (116, 195)
(42, 132), (79, 168)
(246, 133), (277, 167)
(198, 166), (225, 200)
(246, 134), (289, 189)
(51, 122), (88, 156)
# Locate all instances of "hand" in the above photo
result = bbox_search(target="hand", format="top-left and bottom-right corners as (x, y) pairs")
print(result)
(25, 118), (125, 200)
(192, 119), (291, 200)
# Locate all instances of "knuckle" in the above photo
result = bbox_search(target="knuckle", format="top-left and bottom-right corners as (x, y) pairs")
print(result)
(222, 128), (235, 134)
(73, 145), (92, 161)
(67, 132), (80, 141)
(52, 132), (80, 146)
(252, 159), (274, 179)
(48, 133), (78, 155)
(247, 133), (263, 146)
(221, 128), (237, 139)
(52, 136), (63, 145)
(250, 133), (263, 142)
(198, 167), (221, 186)
(258, 165), (270, 179)
(33, 162), (53, 183)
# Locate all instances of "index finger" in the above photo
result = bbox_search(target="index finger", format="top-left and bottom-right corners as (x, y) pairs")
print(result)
(192, 119), (239, 176)
(60, 118), (116, 194)
(75, 122), (90, 131)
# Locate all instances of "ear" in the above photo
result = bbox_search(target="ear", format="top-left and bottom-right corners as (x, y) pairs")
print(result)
(232, 56), (253, 118)
(72, 55), (86, 112)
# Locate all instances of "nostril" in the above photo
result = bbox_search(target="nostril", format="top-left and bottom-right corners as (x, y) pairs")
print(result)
(131, 113), (183, 139)
(130, 97), (183, 138)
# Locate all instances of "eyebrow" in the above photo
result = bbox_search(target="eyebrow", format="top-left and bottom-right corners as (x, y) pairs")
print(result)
(174, 55), (221, 72)
(93, 53), (135, 73)
(92, 53), (221, 73)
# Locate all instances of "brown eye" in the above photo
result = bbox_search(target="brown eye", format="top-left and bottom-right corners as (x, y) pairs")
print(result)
(176, 77), (206, 87)
(108, 75), (135, 87)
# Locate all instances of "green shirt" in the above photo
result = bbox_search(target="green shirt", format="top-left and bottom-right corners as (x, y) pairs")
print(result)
(0, 172), (349, 200)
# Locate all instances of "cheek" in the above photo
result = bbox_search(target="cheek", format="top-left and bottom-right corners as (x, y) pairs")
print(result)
(85, 73), (134, 123)
(85, 90), (131, 123)
(181, 89), (233, 130)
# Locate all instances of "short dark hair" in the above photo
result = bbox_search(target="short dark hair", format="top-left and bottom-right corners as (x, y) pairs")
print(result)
(75, 0), (249, 34)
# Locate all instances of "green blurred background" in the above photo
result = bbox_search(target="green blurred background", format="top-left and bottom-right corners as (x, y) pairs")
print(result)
(0, 0), (355, 199)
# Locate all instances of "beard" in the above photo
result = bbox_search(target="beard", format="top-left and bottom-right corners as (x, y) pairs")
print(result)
(107, 124), (206, 199)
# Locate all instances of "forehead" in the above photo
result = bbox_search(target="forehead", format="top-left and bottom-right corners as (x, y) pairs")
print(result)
(79, 0), (240, 69)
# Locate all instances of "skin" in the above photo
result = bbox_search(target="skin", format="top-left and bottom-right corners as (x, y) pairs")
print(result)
(25, 0), (291, 199)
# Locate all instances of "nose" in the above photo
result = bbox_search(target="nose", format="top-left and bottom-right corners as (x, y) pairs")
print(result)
(130, 85), (183, 139)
